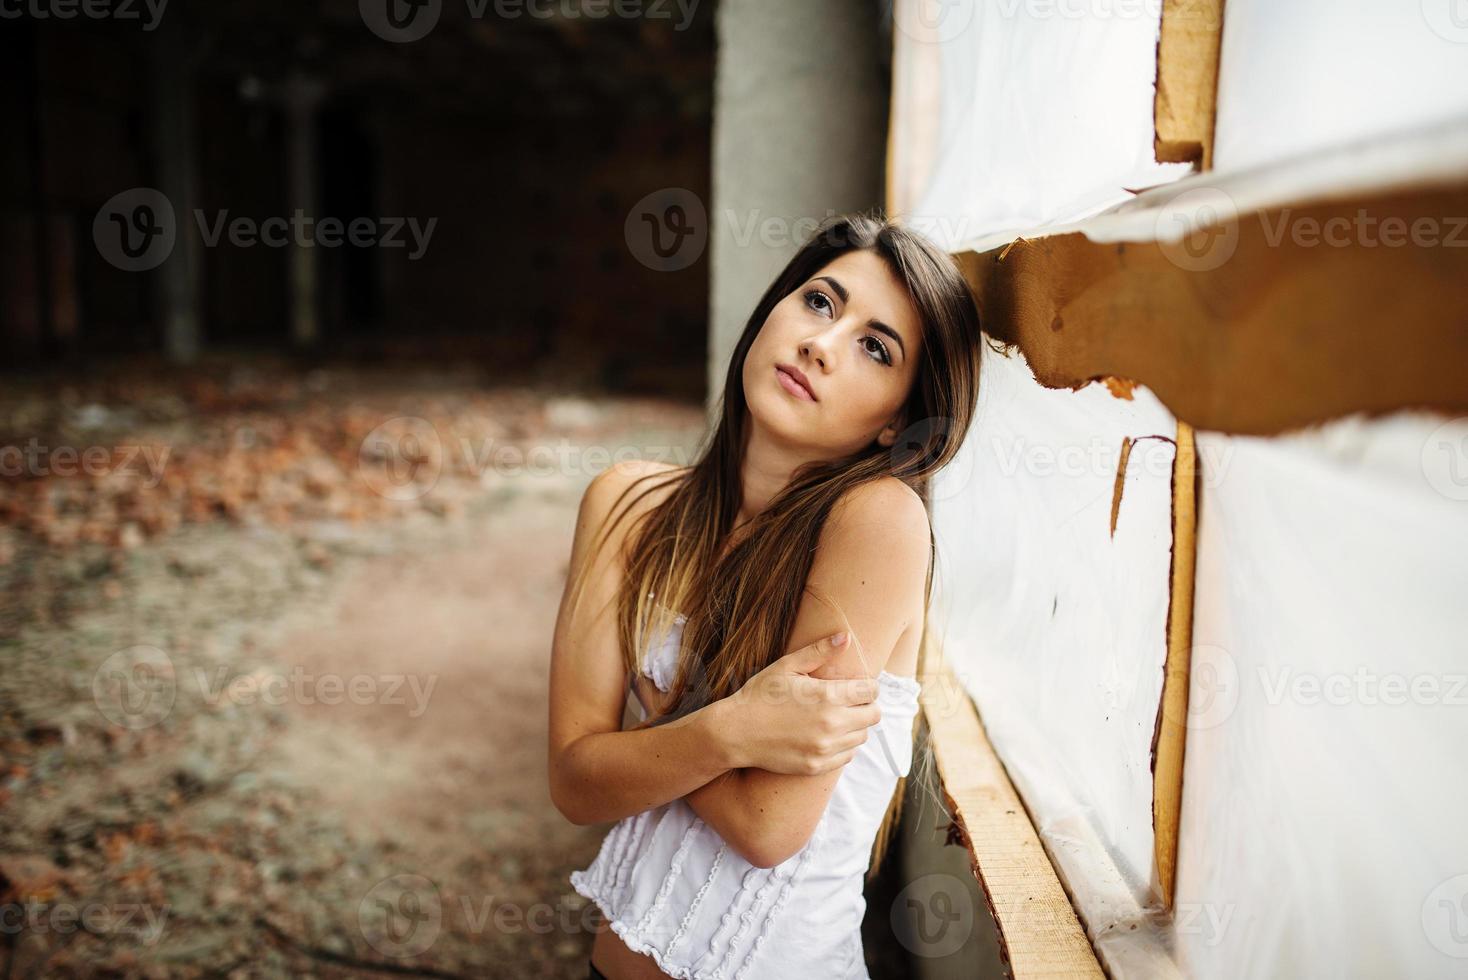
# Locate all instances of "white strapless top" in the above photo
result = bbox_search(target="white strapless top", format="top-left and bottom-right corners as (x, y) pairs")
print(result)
(569, 613), (922, 979)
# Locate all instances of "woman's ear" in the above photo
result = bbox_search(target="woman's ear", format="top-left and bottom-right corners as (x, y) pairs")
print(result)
(875, 409), (908, 448)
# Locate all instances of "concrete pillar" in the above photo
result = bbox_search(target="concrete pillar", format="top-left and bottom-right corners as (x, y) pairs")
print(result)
(149, 21), (202, 363)
(283, 72), (327, 350)
(707, 0), (889, 412)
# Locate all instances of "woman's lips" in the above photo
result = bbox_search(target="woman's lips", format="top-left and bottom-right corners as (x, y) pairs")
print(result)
(775, 366), (815, 401)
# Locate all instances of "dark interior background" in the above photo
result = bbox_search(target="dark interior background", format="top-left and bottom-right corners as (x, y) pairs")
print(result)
(0, 3), (713, 398)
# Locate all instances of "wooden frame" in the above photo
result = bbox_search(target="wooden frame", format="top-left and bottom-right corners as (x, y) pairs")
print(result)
(1154, 0), (1227, 169)
(917, 629), (1105, 979)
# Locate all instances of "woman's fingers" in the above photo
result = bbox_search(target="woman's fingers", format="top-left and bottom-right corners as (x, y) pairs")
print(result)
(776, 630), (851, 676)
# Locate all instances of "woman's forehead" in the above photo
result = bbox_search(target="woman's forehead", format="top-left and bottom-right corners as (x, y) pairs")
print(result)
(809, 250), (923, 343)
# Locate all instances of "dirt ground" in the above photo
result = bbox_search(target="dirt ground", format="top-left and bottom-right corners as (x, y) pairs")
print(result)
(0, 361), (709, 978)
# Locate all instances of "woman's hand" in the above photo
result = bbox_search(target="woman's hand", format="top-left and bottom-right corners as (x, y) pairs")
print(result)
(714, 632), (883, 775)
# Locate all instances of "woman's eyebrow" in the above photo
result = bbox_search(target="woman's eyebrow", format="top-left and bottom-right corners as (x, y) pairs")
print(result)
(868, 319), (906, 359)
(813, 275), (907, 359)
(813, 275), (848, 303)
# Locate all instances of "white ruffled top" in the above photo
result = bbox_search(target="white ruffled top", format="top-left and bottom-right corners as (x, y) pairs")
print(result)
(569, 611), (922, 979)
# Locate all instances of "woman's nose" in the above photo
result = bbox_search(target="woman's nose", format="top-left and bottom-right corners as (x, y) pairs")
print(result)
(800, 328), (840, 370)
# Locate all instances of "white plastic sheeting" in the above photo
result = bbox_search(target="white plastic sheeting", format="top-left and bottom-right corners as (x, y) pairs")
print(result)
(929, 340), (1183, 973)
(891, 3), (1468, 974)
(1212, 0), (1468, 173)
(888, 0), (1192, 252)
(930, 346), (1468, 978)
(1174, 414), (1468, 979)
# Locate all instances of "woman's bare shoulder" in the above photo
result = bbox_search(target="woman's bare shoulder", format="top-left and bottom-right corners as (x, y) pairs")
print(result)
(827, 476), (931, 546)
(580, 459), (689, 535)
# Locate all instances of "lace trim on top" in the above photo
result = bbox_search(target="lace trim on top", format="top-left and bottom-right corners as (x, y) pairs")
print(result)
(569, 809), (826, 980)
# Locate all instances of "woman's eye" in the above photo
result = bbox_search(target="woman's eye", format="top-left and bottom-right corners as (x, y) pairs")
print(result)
(862, 336), (893, 366)
(804, 290), (833, 316)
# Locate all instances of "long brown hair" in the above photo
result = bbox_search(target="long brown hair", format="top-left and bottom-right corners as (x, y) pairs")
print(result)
(569, 212), (983, 877)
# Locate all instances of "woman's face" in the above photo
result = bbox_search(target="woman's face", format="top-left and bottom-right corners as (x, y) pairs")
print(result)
(742, 249), (924, 456)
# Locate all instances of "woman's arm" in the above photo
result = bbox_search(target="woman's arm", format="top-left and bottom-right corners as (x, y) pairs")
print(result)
(548, 460), (738, 824)
(547, 461), (904, 838)
(677, 477), (932, 868)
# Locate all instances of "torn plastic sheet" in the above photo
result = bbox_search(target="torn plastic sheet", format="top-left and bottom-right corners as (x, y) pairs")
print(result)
(929, 337), (1181, 973)
(887, 0), (1193, 252)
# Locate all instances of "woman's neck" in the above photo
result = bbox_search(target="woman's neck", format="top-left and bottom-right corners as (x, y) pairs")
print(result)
(735, 419), (826, 526)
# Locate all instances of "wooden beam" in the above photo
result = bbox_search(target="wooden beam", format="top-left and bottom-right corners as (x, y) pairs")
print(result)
(1150, 422), (1198, 908)
(917, 629), (1105, 980)
(958, 180), (1468, 436)
(1154, 0), (1226, 169)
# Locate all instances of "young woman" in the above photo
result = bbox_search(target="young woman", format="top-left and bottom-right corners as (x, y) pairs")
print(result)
(548, 213), (983, 979)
